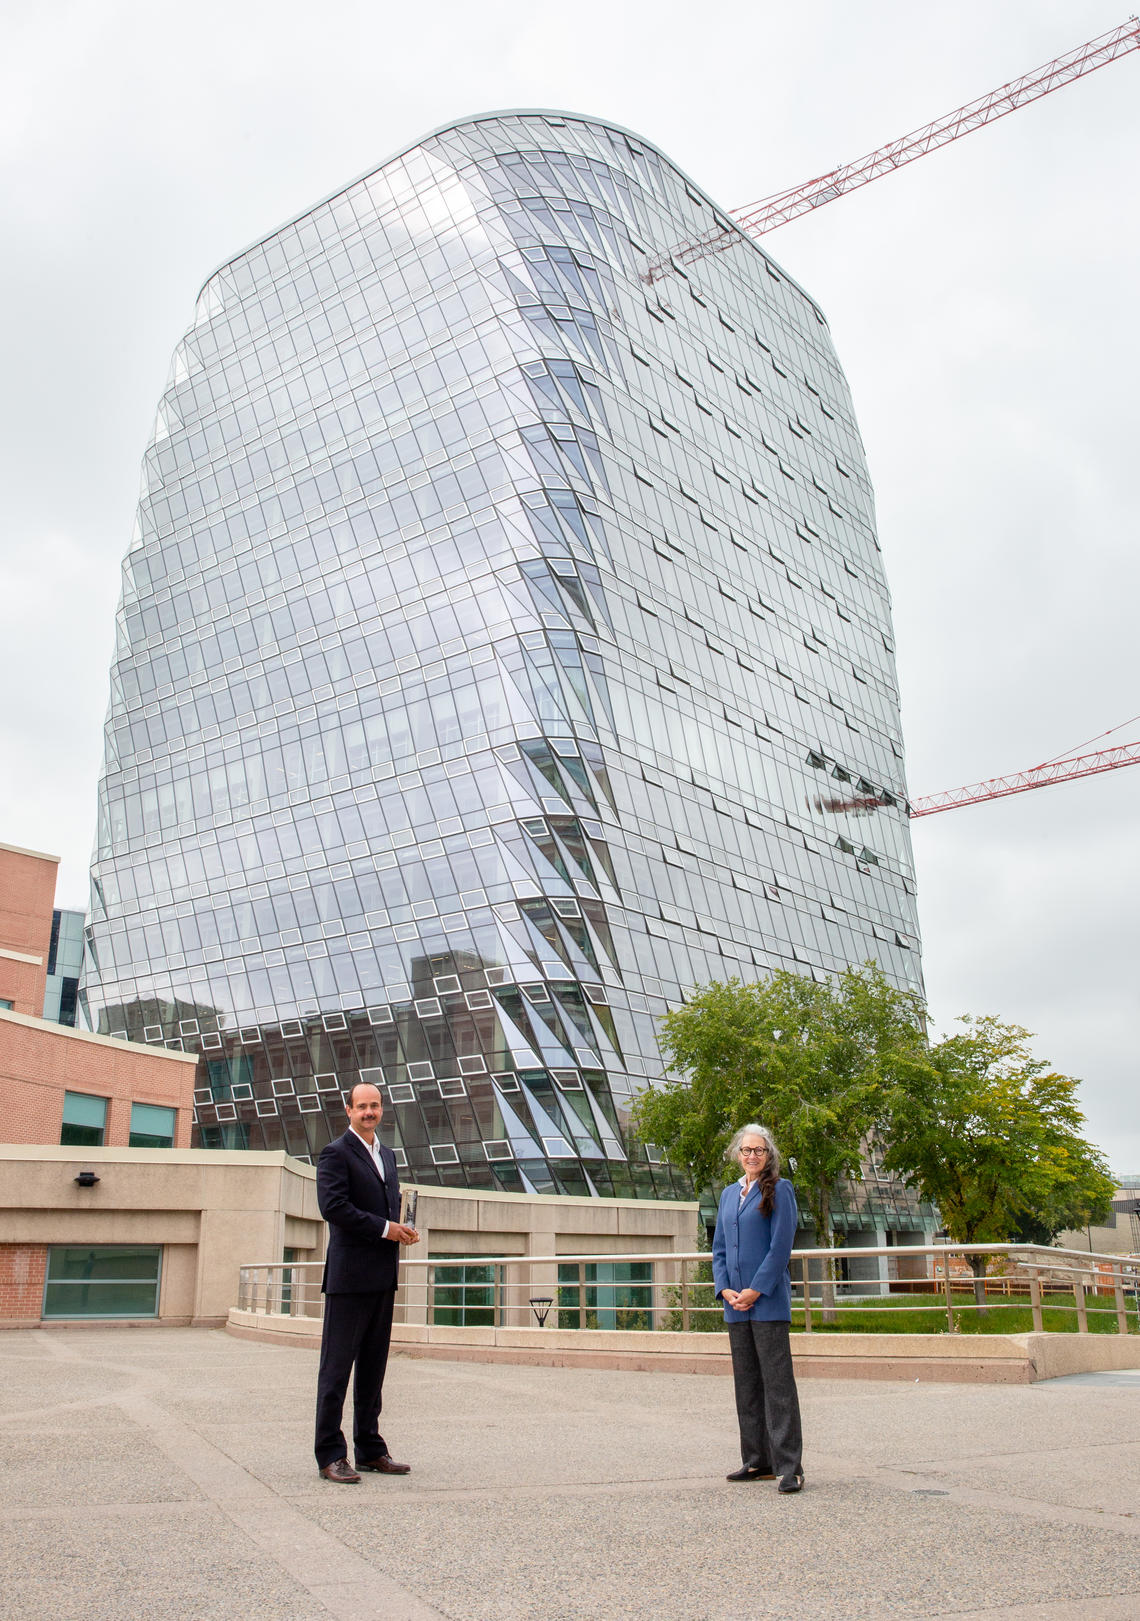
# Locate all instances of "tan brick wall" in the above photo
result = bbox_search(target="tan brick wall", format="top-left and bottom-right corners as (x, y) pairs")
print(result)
(0, 843), (59, 1016)
(0, 1010), (197, 1148)
(0, 1244), (47, 1321)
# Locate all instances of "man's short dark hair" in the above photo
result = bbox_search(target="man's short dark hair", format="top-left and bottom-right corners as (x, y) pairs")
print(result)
(346, 1080), (383, 1106)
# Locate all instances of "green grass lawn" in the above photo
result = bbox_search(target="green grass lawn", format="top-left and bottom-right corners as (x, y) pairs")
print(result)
(672, 1290), (1139, 1336)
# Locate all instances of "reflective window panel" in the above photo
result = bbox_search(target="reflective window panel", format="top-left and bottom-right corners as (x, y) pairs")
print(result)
(60, 1090), (107, 1147)
(128, 1101), (177, 1148)
(43, 1246), (162, 1319)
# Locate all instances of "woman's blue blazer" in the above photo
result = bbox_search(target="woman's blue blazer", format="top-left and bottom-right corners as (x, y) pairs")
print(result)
(711, 1176), (799, 1323)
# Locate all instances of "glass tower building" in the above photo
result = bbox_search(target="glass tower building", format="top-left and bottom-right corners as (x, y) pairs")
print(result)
(83, 112), (920, 1196)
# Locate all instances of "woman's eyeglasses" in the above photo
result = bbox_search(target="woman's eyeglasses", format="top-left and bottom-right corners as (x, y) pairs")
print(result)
(739, 1146), (767, 1157)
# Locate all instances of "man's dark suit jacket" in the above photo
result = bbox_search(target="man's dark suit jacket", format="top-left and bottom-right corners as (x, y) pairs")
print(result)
(316, 1131), (402, 1294)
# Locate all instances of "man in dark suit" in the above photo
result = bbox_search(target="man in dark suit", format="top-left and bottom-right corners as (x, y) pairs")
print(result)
(314, 1081), (419, 1483)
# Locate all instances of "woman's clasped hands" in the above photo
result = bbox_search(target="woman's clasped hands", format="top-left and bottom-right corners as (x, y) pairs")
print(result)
(722, 1287), (760, 1310)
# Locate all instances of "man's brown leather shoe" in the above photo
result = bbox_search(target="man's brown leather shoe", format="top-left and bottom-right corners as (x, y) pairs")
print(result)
(356, 1454), (411, 1474)
(318, 1458), (361, 1483)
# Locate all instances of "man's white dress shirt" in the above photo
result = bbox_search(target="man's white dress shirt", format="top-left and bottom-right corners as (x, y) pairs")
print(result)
(349, 1125), (390, 1237)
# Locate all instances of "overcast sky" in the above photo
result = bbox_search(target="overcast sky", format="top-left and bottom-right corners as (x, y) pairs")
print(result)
(2, 0), (1137, 1173)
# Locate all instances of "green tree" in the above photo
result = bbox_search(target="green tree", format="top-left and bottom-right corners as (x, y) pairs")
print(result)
(883, 1016), (1115, 1304)
(632, 964), (930, 1307)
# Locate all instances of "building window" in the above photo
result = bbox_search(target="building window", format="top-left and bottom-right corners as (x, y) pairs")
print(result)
(129, 1103), (177, 1148)
(557, 1261), (654, 1329)
(42, 1246), (162, 1319)
(0, 998), (13, 1010)
(60, 1091), (107, 1146)
(432, 1258), (495, 1326)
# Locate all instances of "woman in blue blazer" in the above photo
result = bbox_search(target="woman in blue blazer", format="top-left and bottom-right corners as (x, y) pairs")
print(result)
(712, 1123), (803, 1492)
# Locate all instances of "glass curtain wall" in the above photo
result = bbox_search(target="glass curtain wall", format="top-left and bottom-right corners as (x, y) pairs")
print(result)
(44, 908), (85, 1026)
(82, 113), (920, 1196)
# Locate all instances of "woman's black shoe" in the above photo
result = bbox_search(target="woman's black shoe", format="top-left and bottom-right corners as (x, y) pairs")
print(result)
(726, 1465), (776, 1480)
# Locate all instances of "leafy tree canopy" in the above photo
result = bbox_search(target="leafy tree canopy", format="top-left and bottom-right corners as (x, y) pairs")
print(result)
(882, 1015), (1115, 1272)
(632, 962), (929, 1248)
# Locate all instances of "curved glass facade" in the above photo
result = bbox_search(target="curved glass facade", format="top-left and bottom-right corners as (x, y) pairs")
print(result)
(83, 113), (920, 1194)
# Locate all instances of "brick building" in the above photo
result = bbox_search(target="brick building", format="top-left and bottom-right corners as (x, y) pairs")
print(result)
(1, 839), (197, 1151)
(1, 838), (205, 1324)
(0, 1007), (196, 1149)
(0, 842), (58, 1016)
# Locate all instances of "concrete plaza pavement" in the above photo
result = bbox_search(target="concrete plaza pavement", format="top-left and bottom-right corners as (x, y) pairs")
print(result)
(0, 1327), (1137, 1621)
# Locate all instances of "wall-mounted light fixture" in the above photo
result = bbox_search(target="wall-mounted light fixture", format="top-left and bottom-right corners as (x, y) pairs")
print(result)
(74, 1169), (100, 1188)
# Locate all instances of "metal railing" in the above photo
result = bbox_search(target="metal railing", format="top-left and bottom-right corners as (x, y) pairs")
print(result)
(237, 1242), (1140, 1336)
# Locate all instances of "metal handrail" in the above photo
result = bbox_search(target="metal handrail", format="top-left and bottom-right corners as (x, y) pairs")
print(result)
(236, 1242), (1140, 1337)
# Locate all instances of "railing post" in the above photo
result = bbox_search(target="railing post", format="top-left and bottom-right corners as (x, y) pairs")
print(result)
(427, 1264), (435, 1326)
(1074, 1279), (1088, 1334)
(680, 1258), (690, 1332)
(943, 1251), (955, 1333)
(1114, 1273), (1128, 1335)
(1029, 1275), (1043, 1334)
(802, 1257), (812, 1334)
(578, 1261), (587, 1329)
(494, 1265), (502, 1328)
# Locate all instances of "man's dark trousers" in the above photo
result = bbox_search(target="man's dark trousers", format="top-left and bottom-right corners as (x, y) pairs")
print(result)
(313, 1130), (402, 1469)
(314, 1290), (396, 1467)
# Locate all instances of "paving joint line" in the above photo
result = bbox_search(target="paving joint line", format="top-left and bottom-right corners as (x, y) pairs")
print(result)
(915, 1595), (1140, 1621)
(818, 1451), (1140, 1538)
(114, 1389), (444, 1621)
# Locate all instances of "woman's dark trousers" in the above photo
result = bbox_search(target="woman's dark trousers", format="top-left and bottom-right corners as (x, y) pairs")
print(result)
(728, 1320), (803, 1477)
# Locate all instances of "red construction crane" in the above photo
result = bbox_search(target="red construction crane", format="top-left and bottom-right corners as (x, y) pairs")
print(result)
(655, 19), (1140, 825)
(812, 739), (1140, 820)
(647, 17), (1140, 280)
(910, 740), (1140, 818)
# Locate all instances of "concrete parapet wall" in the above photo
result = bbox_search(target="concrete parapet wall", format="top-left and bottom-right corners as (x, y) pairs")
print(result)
(2, 1150), (698, 1329)
(225, 1309), (1140, 1382)
(0, 1146), (324, 1324)
(1020, 1331), (1140, 1380)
